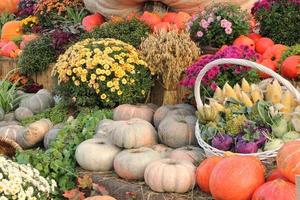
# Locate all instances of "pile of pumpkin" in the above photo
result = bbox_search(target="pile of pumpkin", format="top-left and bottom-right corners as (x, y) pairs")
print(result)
(233, 33), (299, 80)
(0, 89), (56, 154)
(196, 140), (300, 200)
(75, 103), (204, 193)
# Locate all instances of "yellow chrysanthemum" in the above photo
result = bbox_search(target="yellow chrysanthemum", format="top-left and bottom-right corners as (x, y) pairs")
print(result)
(105, 70), (111, 76)
(66, 70), (72, 76)
(81, 77), (87, 82)
(96, 69), (101, 75)
(99, 76), (106, 81)
(74, 80), (80, 86)
(142, 90), (145, 95)
(90, 74), (97, 80)
(101, 94), (107, 99)
(117, 91), (123, 96)
(107, 81), (113, 88)
(110, 88), (116, 92)
(121, 78), (127, 85)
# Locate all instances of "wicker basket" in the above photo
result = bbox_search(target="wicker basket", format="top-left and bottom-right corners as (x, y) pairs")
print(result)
(194, 58), (300, 161)
(0, 137), (22, 157)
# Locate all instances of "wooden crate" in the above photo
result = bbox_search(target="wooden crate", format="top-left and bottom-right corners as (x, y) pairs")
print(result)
(0, 58), (56, 90)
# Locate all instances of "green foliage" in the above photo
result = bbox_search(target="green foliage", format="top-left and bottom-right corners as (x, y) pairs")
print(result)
(0, 70), (23, 113)
(281, 44), (300, 62)
(18, 36), (56, 75)
(21, 102), (69, 126)
(57, 7), (89, 25)
(254, 0), (300, 46)
(189, 3), (250, 48)
(0, 12), (15, 35)
(15, 109), (113, 199)
(82, 18), (151, 47)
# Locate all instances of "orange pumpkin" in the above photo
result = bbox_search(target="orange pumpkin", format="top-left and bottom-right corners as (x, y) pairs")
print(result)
(209, 156), (265, 200)
(233, 35), (255, 50)
(277, 140), (300, 183)
(255, 37), (274, 55)
(195, 156), (223, 193)
(82, 13), (105, 32)
(84, 196), (117, 200)
(281, 55), (300, 79)
(1, 41), (18, 57)
(0, 0), (20, 14)
(258, 59), (277, 79)
(252, 179), (296, 200)
(247, 33), (261, 43)
(174, 12), (191, 29)
(140, 11), (161, 27)
(1, 20), (23, 41)
(162, 12), (177, 23)
(267, 168), (290, 182)
(153, 22), (177, 32)
(262, 44), (287, 64)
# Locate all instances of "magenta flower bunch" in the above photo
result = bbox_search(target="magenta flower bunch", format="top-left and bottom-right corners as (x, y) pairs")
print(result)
(180, 45), (260, 97)
(188, 3), (250, 48)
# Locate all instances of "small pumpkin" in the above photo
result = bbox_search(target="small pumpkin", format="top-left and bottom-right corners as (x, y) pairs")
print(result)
(110, 118), (158, 149)
(158, 114), (197, 148)
(43, 128), (61, 149)
(195, 156), (223, 193)
(153, 104), (195, 128)
(151, 144), (173, 158)
(76, 138), (121, 171)
(114, 147), (161, 180)
(0, 0), (20, 14)
(20, 89), (54, 114)
(94, 119), (114, 139)
(267, 168), (290, 182)
(209, 156), (265, 200)
(277, 140), (300, 183)
(0, 41), (19, 57)
(14, 107), (33, 122)
(82, 13), (105, 32)
(84, 196), (116, 200)
(17, 119), (53, 149)
(169, 146), (205, 165)
(113, 104), (156, 123)
(144, 158), (196, 193)
(139, 11), (162, 27)
(1, 20), (23, 41)
(252, 179), (296, 200)
(0, 125), (25, 142)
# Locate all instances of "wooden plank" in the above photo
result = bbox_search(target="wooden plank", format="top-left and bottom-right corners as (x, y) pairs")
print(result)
(35, 64), (56, 91)
(0, 58), (18, 79)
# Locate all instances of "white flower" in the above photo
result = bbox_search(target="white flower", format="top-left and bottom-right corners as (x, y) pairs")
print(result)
(0, 196), (8, 200)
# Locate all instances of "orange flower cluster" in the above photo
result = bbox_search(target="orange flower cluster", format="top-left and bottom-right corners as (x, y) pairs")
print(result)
(9, 71), (30, 86)
(35, 0), (84, 15)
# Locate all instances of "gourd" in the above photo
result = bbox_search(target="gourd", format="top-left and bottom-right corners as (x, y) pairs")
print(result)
(94, 119), (114, 139)
(76, 138), (121, 171)
(113, 147), (161, 180)
(195, 156), (223, 193)
(153, 104), (195, 128)
(0, 125), (25, 142)
(20, 89), (54, 114)
(1, 20), (23, 41)
(0, 0), (20, 14)
(17, 119), (53, 149)
(209, 156), (265, 200)
(169, 146), (205, 165)
(252, 179), (296, 200)
(0, 107), (4, 121)
(144, 158), (196, 193)
(14, 107), (33, 122)
(84, 196), (117, 200)
(43, 128), (61, 149)
(277, 140), (300, 183)
(151, 144), (173, 158)
(113, 104), (156, 123)
(158, 114), (197, 148)
(110, 118), (158, 149)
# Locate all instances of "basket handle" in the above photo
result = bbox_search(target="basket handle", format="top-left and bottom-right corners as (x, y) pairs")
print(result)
(194, 58), (300, 111)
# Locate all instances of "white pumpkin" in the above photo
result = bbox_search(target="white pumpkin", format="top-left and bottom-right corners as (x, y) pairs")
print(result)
(44, 128), (61, 149)
(113, 104), (156, 123)
(20, 89), (54, 114)
(0, 125), (25, 142)
(153, 104), (195, 128)
(169, 146), (205, 165)
(110, 118), (158, 149)
(94, 119), (115, 139)
(158, 114), (197, 148)
(14, 107), (33, 122)
(113, 147), (161, 180)
(151, 144), (173, 158)
(144, 158), (196, 193)
(75, 138), (121, 171)
(17, 119), (53, 149)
